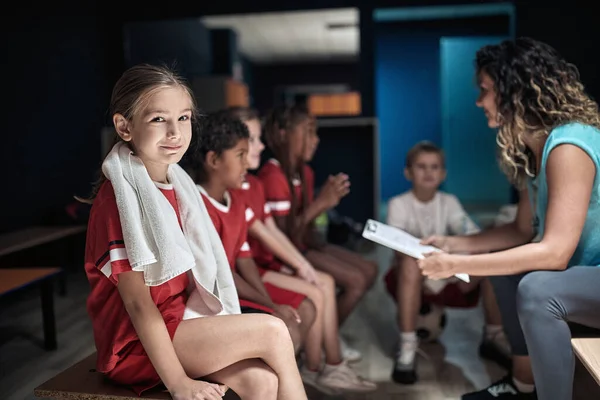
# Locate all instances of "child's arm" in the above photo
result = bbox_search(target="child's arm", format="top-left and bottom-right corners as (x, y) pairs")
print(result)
(236, 257), (301, 323)
(117, 271), (224, 397)
(248, 217), (318, 284)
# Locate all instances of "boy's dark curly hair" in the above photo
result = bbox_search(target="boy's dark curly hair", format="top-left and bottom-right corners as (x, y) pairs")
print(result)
(475, 37), (600, 187)
(185, 110), (249, 183)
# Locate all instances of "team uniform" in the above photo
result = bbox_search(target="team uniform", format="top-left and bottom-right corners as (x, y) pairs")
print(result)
(257, 159), (315, 251)
(235, 173), (290, 273)
(198, 185), (306, 312)
(85, 181), (189, 395)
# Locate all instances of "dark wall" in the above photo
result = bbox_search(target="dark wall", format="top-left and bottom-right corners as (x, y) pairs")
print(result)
(0, 16), (107, 233)
(250, 61), (360, 114)
(123, 18), (212, 81)
(515, 2), (600, 102)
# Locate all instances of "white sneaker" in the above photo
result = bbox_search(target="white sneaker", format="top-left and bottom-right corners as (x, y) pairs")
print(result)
(299, 365), (341, 396)
(318, 360), (377, 392)
(339, 336), (362, 362)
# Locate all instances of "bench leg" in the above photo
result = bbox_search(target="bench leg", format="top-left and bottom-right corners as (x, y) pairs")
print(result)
(58, 270), (67, 297)
(40, 279), (57, 350)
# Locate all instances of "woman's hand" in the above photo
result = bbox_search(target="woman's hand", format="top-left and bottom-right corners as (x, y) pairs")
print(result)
(417, 252), (461, 280)
(170, 377), (226, 400)
(420, 235), (455, 253)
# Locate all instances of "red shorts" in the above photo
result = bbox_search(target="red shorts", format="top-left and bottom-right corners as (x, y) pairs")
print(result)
(106, 320), (181, 396)
(239, 282), (306, 311)
(265, 282), (305, 309)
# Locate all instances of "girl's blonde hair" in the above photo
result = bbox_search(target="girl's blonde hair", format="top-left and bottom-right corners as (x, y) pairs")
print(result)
(476, 37), (600, 188)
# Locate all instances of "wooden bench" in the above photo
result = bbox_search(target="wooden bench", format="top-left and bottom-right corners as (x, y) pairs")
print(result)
(0, 225), (86, 295)
(572, 338), (600, 386)
(0, 225), (86, 258)
(0, 267), (61, 350)
(35, 353), (240, 400)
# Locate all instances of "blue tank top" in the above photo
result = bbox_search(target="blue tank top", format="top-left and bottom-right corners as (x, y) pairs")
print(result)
(528, 122), (600, 267)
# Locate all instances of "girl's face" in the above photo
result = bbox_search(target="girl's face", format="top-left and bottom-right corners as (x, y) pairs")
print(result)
(303, 117), (319, 162)
(287, 116), (311, 164)
(476, 71), (501, 129)
(245, 118), (264, 170)
(213, 138), (249, 190)
(115, 86), (193, 172)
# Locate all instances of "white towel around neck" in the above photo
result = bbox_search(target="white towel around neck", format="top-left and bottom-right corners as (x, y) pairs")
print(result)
(101, 142), (240, 319)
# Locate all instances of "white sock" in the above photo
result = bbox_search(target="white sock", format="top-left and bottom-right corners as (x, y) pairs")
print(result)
(512, 377), (535, 393)
(485, 324), (503, 339)
(400, 331), (418, 343)
(398, 332), (418, 365)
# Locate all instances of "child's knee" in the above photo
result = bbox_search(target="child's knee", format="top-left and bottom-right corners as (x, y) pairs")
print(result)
(237, 363), (278, 399)
(298, 299), (317, 327)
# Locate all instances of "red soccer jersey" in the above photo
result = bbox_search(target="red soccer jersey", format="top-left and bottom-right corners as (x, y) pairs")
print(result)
(200, 184), (306, 312)
(199, 186), (254, 269)
(257, 158), (314, 218)
(85, 180), (189, 391)
(235, 174), (285, 271)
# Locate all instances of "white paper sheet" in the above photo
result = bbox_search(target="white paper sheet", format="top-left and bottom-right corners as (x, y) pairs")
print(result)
(362, 219), (469, 283)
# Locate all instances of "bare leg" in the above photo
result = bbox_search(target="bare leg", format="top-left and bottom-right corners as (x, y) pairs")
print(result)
(172, 313), (307, 400)
(305, 250), (367, 325)
(263, 270), (343, 369)
(396, 254), (422, 333)
(295, 299), (317, 351)
(205, 359), (278, 400)
(322, 244), (378, 290)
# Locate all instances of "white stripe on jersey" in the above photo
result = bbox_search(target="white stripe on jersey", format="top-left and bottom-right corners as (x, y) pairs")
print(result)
(245, 207), (255, 222)
(240, 242), (250, 251)
(266, 201), (291, 211)
(100, 259), (112, 277)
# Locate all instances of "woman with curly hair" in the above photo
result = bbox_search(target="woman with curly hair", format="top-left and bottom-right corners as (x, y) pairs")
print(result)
(418, 37), (600, 400)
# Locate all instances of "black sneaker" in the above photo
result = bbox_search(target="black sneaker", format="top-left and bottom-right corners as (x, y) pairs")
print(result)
(391, 342), (418, 384)
(479, 333), (512, 371)
(462, 376), (537, 399)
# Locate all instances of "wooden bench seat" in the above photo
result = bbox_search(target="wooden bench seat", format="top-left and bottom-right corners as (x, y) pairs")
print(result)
(0, 267), (61, 350)
(35, 353), (240, 400)
(0, 225), (86, 258)
(572, 338), (600, 386)
(35, 354), (172, 400)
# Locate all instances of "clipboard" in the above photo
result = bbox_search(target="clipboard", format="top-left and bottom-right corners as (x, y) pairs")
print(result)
(362, 219), (470, 283)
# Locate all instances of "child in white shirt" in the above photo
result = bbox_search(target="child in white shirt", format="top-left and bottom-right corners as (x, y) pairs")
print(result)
(387, 141), (509, 384)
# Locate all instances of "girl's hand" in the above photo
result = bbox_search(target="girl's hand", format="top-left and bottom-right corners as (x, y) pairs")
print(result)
(297, 262), (319, 285)
(170, 377), (226, 400)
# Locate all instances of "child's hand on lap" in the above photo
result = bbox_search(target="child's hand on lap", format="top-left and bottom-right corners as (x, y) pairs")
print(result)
(170, 377), (226, 400)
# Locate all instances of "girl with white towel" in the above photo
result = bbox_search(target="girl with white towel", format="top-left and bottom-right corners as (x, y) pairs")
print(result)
(83, 64), (307, 400)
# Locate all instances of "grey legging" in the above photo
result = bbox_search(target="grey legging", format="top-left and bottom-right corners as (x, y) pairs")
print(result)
(491, 267), (600, 400)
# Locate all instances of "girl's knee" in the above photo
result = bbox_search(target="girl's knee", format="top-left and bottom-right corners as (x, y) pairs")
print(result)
(298, 299), (317, 327)
(237, 363), (278, 399)
(318, 271), (336, 291)
(264, 314), (293, 341)
(341, 269), (369, 293)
